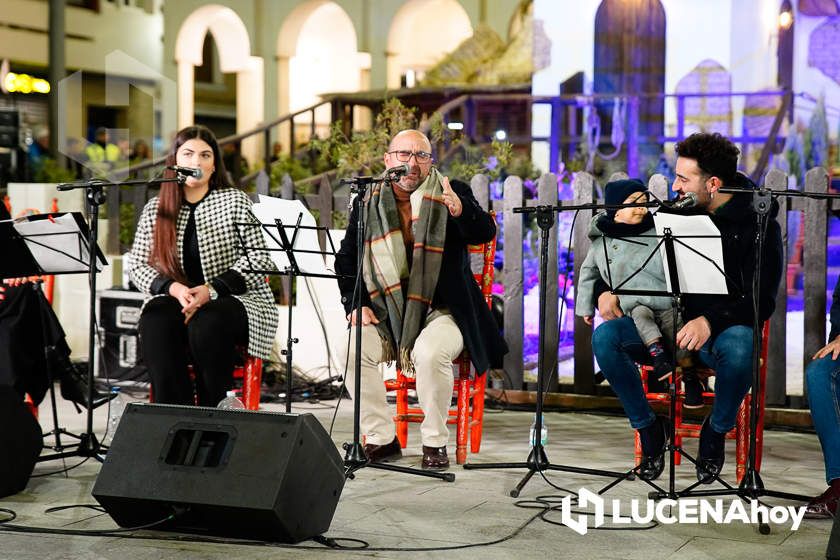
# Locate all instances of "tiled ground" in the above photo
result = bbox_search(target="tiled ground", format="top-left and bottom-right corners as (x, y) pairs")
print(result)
(0, 387), (834, 559)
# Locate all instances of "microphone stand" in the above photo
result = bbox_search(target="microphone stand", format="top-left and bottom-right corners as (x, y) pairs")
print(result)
(669, 185), (832, 529)
(464, 199), (660, 496)
(340, 169), (453, 482)
(38, 175), (183, 462)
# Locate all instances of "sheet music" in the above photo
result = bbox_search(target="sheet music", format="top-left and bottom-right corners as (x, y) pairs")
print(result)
(325, 229), (344, 274)
(13, 213), (103, 274)
(251, 196), (331, 275)
(653, 213), (728, 295)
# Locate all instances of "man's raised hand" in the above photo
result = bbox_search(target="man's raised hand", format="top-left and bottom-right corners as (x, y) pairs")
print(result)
(441, 176), (462, 217)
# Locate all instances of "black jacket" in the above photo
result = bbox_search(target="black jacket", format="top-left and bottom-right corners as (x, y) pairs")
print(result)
(335, 179), (508, 373)
(669, 173), (783, 338)
(0, 202), (70, 405)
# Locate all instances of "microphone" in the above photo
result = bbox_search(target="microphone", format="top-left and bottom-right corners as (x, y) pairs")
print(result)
(167, 165), (203, 179)
(666, 192), (698, 210)
(383, 163), (410, 179)
(340, 164), (411, 186)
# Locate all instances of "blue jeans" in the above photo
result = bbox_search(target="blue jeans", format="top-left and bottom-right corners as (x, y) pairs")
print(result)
(805, 354), (840, 484)
(592, 316), (754, 433)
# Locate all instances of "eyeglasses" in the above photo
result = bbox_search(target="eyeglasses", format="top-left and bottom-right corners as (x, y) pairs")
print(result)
(388, 150), (433, 163)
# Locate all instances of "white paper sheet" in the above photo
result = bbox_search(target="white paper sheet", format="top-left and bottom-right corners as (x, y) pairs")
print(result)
(653, 213), (728, 295)
(13, 213), (103, 274)
(250, 196), (332, 275)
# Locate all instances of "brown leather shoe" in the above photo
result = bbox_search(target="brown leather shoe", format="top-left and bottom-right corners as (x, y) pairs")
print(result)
(804, 482), (840, 519)
(421, 445), (449, 470)
(363, 437), (402, 463)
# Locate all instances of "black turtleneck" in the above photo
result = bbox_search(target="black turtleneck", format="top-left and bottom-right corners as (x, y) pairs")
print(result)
(182, 198), (205, 286)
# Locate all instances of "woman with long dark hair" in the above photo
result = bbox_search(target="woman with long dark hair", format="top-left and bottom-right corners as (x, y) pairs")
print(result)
(128, 125), (277, 406)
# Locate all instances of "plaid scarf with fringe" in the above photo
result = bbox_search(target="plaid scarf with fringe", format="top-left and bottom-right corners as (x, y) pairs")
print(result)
(362, 167), (448, 376)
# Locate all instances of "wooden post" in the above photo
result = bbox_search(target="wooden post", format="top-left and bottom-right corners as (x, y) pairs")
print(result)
(573, 171), (595, 394)
(254, 170), (270, 198)
(471, 173), (490, 211)
(316, 175), (333, 249)
(802, 167), (829, 400)
(470, 174), (492, 275)
(503, 175), (524, 389)
(280, 173), (294, 200)
(647, 173), (669, 203)
(607, 171), (628, 183)
(765, 168), (788, 405)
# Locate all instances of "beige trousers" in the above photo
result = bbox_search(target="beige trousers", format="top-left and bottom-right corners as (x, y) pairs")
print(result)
(344, 309), (464, 448)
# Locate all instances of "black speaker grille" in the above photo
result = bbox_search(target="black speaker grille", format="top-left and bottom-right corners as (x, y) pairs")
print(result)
(92, 403), (345, 542)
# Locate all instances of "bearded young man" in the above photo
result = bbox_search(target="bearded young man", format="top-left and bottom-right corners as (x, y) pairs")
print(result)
(335, 129), (506, 471)
(591, 132), (783, 483)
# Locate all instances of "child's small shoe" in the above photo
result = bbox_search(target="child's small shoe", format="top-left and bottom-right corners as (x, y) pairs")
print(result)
(652, 354), (674, 383)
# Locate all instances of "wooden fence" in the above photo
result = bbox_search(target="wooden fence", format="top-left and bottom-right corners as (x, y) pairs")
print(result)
(274, 166), (834, 407)
(110, 165), (834, 407)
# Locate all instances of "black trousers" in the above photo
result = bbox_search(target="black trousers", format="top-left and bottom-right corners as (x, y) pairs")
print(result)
(138, 296), (248, 406)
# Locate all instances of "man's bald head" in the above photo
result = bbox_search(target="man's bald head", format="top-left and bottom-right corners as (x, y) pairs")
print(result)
(388, 129), (431, 152)
(384, 129), (434, 192)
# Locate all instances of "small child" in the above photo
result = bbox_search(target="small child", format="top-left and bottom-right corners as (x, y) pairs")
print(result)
(576, 179), (704, 405)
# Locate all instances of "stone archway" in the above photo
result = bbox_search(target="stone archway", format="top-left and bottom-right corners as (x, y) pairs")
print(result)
(387, 0), (473, 88)
(174, 4), (263, 160)
(277, 1), (367, 147)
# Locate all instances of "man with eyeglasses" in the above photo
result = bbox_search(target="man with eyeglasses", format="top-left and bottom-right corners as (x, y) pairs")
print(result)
(335, 129), (507, 470)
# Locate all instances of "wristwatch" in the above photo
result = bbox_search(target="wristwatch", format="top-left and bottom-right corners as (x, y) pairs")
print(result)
(205, 282), (218, 301)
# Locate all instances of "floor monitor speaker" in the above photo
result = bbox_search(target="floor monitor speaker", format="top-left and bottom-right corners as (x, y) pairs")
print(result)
(92, 403), (345, 543)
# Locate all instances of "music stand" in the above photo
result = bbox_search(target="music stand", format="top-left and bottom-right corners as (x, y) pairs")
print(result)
(592, 215), (732, 499)
(0, 212), (108, 461)
(236, 197), (344, 413)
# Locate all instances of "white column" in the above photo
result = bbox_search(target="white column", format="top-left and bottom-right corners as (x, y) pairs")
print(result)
(236, 55), (265, 167)
(386, 53), (402, 89)
(276, 55), (291, 154)
(177, 61), (195, 129)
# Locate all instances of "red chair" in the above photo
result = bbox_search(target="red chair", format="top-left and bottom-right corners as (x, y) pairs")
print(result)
(384, 214), (497, 464)
(634, 322), (769, 483)
(149, 350), (263, 410)
(234, 355), (263, 410)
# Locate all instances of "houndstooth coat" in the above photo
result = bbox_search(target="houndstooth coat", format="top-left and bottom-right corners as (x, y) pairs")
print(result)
(128, 188), (278, 359)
